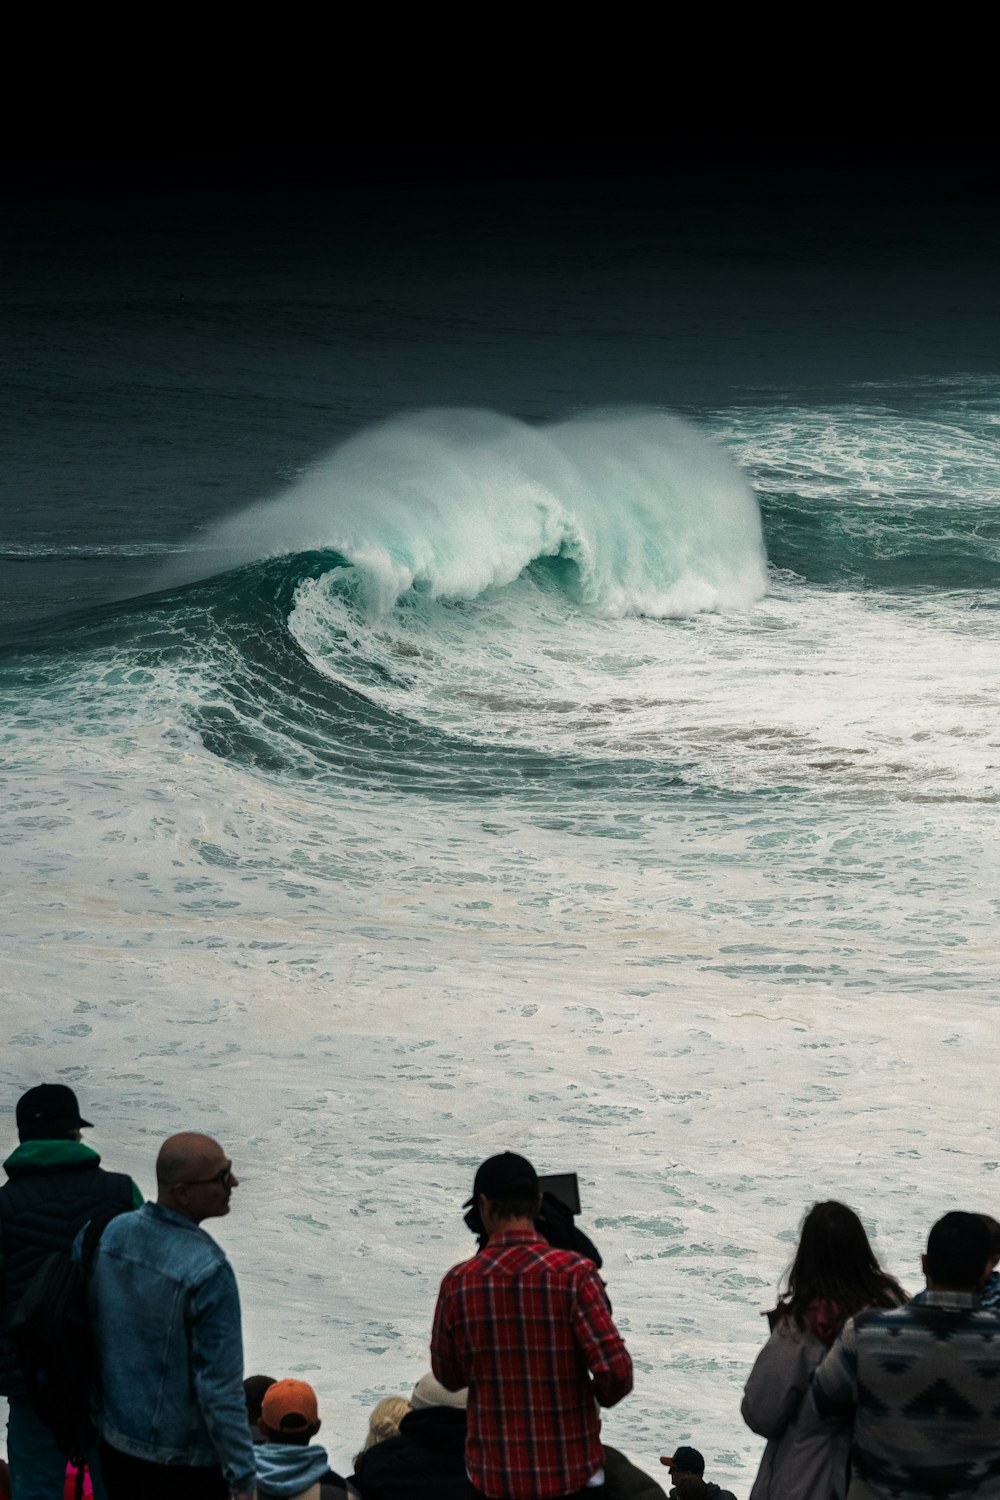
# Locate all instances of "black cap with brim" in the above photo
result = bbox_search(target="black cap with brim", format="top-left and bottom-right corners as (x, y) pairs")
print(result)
(465, 1151), (540, 1207)
(16, 1083), (93, 1139)
(660, 1447), (705, 1476)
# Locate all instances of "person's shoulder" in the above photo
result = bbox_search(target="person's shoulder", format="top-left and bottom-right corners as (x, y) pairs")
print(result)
(93, 1164), (133, 1186)
(532, 1242), (604, 1282)
(762, 1312), (821, 1348)
(856, 1298), (915, 1327)
(967, 1304), (1000, 1327)
(515, 1235), (593, 1269)
(979, 1272), (1000, 1310)
(186, 1223), (233, 1279)
(443, 1236), (600, 1284)
(96, 1202), (165, 1262)
(98, 1202), (146, 1242)
(87, 1165), (137, 1205)
(440, 1250), (484, 1282)
(355, 1432), (407, 1468)
(853, 1299), (934, 1341)
(853, 1304), (888, 1329)
(101, 1204), (229, 1275)
(437, 1249), (493, 1296)
(485, 1236), (588, 1273)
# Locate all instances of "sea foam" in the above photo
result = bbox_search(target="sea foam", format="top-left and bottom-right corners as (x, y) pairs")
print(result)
(177, 408), (768, 618)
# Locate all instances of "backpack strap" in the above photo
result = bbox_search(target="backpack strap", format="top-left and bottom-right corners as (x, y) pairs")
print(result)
(79, 1202), (132, 1268)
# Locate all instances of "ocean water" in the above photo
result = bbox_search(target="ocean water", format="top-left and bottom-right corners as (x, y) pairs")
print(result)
(1, 178), (998, 1486)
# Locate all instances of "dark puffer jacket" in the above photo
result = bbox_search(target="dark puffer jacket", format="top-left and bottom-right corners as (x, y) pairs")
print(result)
(603, 1445), (667, 1500)
(669, 1481), (739, 1500)
(0, 1139), (140, 1394)
(352, 1405), (473, 1500)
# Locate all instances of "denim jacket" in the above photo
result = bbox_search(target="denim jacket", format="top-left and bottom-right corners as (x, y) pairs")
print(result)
(90, 1201), (257, 1490)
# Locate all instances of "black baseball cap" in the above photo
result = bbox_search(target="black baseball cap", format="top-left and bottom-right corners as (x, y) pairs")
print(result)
(16, 1084), (93, 1141)
(464, 1152), (540, 1207)
(660, 1447), (705, 1476)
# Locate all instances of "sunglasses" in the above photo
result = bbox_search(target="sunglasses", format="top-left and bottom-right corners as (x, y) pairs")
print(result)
(182, 1161), (235, 1188)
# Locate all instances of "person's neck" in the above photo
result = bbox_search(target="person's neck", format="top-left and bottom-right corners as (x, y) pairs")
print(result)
(491, 1216), (537, 1236)
(157, 1192), (202, 1224)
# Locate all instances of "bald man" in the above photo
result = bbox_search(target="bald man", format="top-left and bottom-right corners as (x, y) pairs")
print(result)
(89, 1133), (256, 1499)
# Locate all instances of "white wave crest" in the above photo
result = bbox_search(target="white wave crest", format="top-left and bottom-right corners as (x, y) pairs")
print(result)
(173, 408), (767, 617)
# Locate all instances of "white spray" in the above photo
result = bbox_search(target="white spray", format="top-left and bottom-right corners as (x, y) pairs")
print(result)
(171, 408), (768, 618)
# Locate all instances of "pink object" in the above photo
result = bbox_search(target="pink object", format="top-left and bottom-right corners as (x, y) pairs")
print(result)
(64, 1465), (94, 1499)
(804, 1296), (846, 1346)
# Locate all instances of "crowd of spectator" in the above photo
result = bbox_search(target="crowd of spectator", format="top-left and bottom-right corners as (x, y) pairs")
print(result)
(0, 1085), (998, 1500)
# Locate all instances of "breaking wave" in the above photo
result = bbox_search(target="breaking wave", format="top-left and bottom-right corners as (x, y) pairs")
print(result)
(165, 408), (768, 618)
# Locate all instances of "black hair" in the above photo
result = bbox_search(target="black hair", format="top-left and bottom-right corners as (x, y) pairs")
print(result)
(976, 1214), (1000, 1259)
(773, 1200), (906, 1327)
(244, 1374), (276, 1424)
(926, 1212), (991, 1289)
(486, 1196), (540, 1222)
(260, 1418), (313, 1445)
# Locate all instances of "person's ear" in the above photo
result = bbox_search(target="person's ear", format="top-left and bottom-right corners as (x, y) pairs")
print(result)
(313, 1419), (322, 1436)
(921, 1253), (928, 1278)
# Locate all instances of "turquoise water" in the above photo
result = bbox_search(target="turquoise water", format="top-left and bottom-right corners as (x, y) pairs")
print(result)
(1, 182), (998, 1483)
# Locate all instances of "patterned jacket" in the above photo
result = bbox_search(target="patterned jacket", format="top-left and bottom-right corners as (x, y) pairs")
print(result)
(979, 1271), (1000, 1313)
(812, 1290), (1000, 1499)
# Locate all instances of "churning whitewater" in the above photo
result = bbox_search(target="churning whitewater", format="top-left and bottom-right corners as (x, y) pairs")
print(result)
(1, 389), (997, 1490)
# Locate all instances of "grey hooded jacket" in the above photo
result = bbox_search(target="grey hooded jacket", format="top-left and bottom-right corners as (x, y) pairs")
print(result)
(742, 1316), (848, 1500)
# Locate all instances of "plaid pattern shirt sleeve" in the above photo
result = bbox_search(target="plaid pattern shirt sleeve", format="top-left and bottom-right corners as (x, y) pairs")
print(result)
(430, 1230), (633, 1500)
(430, 1257), (469, 1393)
(571, 1260), (633, 1407)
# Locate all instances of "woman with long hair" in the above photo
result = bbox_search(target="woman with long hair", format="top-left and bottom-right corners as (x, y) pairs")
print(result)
(742, 1200), (907, 1499)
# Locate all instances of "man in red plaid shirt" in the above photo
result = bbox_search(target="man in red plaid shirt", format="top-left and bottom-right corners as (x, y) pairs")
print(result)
(431, 1152), (633, 1500)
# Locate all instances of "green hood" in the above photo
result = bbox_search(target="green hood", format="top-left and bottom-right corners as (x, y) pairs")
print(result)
(3, 1139), (102, 1176)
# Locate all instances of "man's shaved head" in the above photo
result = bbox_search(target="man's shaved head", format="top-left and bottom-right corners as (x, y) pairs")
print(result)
(154, 1133), (238, 1223)
(156, 1132), (227, 1187)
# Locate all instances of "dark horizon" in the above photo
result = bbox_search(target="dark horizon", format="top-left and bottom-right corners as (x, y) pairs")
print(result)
(3, 122), (998, 627)
(5, 129), (998, 198)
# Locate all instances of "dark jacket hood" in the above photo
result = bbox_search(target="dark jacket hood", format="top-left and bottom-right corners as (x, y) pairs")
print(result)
(399, 1406), (467, 1452)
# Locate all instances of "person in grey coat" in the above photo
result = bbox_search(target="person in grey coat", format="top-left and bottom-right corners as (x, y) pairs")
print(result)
(741, 1201), (906, 1500)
